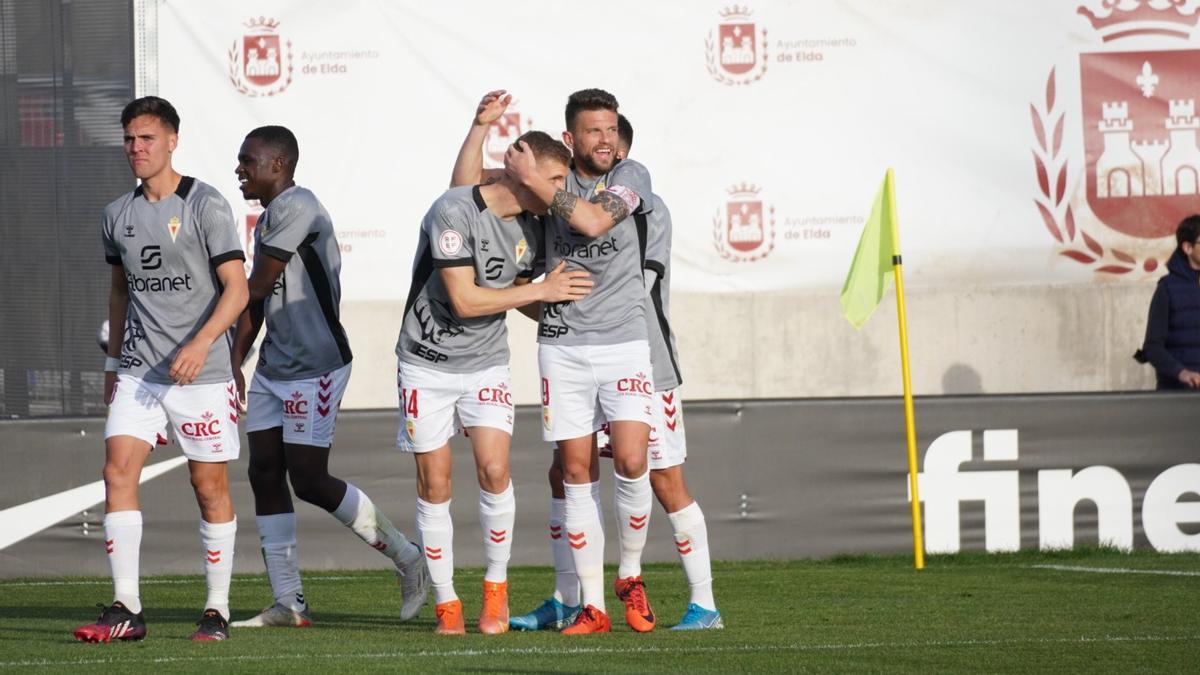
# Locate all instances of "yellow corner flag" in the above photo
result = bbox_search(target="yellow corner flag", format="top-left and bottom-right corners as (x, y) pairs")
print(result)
(840, 169), (899, 329)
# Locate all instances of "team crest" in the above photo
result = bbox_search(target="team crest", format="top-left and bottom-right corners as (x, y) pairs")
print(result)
(1031, 1), (1200, 274)
(705, 5), (768, 86)
(485, 110), (532, 168)
(712, 182), (775, 262)
(515, 237), (528, 261)
(228, 17), (294, 98)
(167, 216), (181, 242)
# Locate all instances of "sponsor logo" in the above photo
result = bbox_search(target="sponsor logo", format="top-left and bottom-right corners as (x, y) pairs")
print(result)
(439, 229), (464, 256)
(229, 17), (294, 97)
(554, 234), (620, 259)
(484, 256), (504, 281)
(485, 109), (532, 167)
(181, 411), (222, 440)
(140, 245), (162, 271)
(123, 223), (135, 238)
(284, 390), (308, 416)
(705, 5), (768, 85)
(914, 429), (1200, 553)
(713, 182), (775, 262)
(1030, 1), (1200, 275)
(616, 373), (654, 396)
(408, 342), (448, 363)
(167, 216), (181, 242)
(539, 324), (568, 339)
(477, 385), (513, 407)
(293, 421), (305, 433)
(126, 271), (194, 293)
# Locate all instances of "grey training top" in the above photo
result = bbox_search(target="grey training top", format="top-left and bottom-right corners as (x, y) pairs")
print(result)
(642, 193), (682, 391)
(537, 158), (651, 346)
(101, 177), (245, 384)
(396, 185), (540, 373)
(254, 185), (353, 380)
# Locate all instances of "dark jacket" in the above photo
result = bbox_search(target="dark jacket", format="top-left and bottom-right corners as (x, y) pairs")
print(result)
(1140, 249), (1200, 389)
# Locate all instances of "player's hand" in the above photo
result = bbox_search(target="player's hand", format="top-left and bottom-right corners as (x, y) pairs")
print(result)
(104, 371), (118, 406)
(169, 337), (212, 385)
(232, 367), (247, 413)
(540, 260), (593, 303)
(1179, 369), (1200, 388)
(504, 140), (538, 185)
(474, 90), (512, 126)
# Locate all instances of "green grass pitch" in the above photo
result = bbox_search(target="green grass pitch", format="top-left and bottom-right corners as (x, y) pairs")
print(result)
(0, 549), (1196, 673)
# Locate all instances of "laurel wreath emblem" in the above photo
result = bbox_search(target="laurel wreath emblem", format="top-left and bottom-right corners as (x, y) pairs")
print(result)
(1032, 67), (1156, 274)
(228, 39), (295, 98)
(705, 29), (769, 86)
(712, 204), (776, 262)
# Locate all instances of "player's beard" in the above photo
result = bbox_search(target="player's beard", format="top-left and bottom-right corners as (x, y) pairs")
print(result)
(574, 148), (614, 177)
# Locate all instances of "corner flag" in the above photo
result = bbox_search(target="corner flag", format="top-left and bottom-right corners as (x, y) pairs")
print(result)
(840, 169), (899, 329)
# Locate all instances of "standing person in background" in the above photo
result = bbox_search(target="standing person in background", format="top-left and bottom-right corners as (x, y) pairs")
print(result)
(1139, 215), (1200, 390)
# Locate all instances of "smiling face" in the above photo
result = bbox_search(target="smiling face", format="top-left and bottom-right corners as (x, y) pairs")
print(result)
(235, 137), (281, 202)
(564, 108), (619, 178)
(123, 115), (177, 182)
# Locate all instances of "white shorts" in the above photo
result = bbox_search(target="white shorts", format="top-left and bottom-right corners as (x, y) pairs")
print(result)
(538, 340), (654, 442)
(246, 363), (352, 448)
(396, 360), (514, 453)
(597, 388), (687, 470)
(105, 374), (240, 462)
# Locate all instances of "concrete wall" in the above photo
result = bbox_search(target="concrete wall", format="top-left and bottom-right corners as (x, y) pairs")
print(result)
(334, 281), (1160, 410)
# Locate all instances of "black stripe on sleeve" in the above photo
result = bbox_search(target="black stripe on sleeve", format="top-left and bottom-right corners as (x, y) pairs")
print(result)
(106, 255), (123, 265)
(296, 232), (353, 364)
(433, 258), (474, 268)
(260, 244), (294, 262)
(644, 259), (666, 277)
(209, 250), (246, 266)
(649, 273), (683, 387)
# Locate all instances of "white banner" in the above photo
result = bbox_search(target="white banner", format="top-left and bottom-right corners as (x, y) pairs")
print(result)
(152, 0), (1200, 298)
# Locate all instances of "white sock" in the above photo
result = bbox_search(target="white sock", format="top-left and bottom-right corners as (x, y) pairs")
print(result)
(256, 513), (305, 611)
(590, 480), (604, 536)
(548, 497), (579, 607)
(564, 482), (605, 612)
(416, 497), (456, 604)
(104, 510), (142, 614)
(668, 501), (716, 611)
(614, 470), (652, 579)
(479, 483), (515, 583)
(332, 483), (420, 567)
(200, 518), (237, 620)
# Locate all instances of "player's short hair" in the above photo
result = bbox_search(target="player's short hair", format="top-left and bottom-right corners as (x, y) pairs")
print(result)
(121, 96), (180, 132)
(1177, 215), (1200, 251)
(245, 125), (300, 173)
(617, 114), (633, 153)
(517, 130), (571, 169)
(565, 88), (619, 131)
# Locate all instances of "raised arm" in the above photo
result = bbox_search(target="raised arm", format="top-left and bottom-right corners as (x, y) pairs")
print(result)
(451, 89), (512, 188)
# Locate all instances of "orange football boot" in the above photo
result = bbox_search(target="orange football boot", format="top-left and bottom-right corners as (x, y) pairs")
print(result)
(614, 575), (656, 632)
(434, 599), (466, 635)
(561, 604), (611, 635)
(478, 580), (509, 635)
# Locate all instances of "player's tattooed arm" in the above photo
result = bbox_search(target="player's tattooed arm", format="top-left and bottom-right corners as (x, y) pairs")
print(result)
(592, 190), (630, 226)
(548, 189), (578, 221)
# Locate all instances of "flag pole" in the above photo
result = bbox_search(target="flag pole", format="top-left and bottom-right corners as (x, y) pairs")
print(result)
(885, 169), (925, 570)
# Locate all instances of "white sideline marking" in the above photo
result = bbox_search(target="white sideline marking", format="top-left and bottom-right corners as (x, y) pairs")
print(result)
(1032, 564), (1200, 577)
(0, 456), (188, 551)
(0, 635), (1195, 668)
(0, 575), (370, 588)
